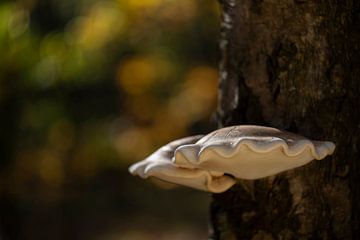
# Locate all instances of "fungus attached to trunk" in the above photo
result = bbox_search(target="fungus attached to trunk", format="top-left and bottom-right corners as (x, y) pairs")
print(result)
(129, 135), (236, 193)
(129, 125), (335, 193)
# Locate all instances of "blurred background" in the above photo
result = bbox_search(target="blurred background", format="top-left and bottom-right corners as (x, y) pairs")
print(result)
(0, 0), (220, 239)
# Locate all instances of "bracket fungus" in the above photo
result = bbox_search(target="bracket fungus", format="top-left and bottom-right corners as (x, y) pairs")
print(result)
(129, 125), (335, 193)
(129, 135), (236, 193)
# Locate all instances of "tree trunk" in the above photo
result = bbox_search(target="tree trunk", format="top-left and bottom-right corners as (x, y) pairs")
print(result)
(211, 0), (360, 239)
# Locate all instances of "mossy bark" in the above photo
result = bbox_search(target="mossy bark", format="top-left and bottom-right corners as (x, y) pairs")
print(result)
(211, 0), (360, 239)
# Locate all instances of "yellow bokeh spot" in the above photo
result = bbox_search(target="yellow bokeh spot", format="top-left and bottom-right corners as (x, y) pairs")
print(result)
(68, 2), (125, 50)
(126, 0), (163, 9)
(114, 127), (152, 161)
(158, 0), (197, 26)
(167, 66), (218, 123)
(38, 150), (64, 188)
(184, 65), (218, 100)
(122, 0), (197, 27)
(116, 55), (170, 95)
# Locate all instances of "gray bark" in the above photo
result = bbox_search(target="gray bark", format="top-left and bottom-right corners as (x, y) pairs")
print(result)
(211, 0), (360, 239)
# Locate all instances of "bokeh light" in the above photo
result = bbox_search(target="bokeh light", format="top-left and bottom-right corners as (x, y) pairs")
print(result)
(0, 0), (220, 239)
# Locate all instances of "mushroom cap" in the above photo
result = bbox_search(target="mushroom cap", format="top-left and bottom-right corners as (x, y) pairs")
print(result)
(129, 125), (335, 193)
(129, 135), (236, 193)
(173, 125), (336, 179)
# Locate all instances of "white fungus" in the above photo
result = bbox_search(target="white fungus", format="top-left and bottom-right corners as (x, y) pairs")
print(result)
(129, 125), (335, 193)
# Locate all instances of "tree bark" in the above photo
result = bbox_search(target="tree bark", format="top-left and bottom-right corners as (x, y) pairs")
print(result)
(211, 0), (360, 239)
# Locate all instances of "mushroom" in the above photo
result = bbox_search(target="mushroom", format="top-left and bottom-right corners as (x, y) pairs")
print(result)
(174, 125), (335, 180)
(129, 125), (335, 193)
(129, 135), (236, 193)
